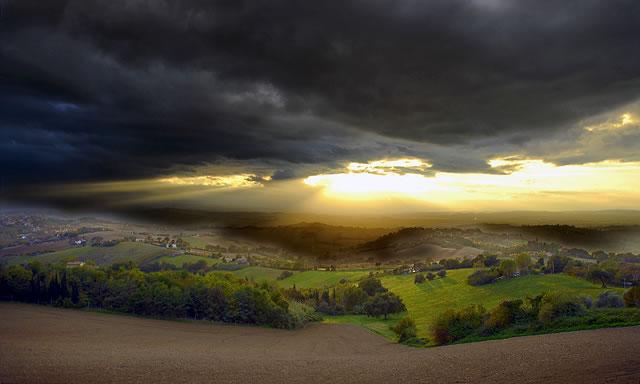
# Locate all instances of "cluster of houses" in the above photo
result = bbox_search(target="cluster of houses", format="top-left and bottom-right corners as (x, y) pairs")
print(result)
(221, 255), (249, 264)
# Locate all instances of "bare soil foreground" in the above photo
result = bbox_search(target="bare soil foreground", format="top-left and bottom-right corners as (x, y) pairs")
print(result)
(1, 303), (639, 384)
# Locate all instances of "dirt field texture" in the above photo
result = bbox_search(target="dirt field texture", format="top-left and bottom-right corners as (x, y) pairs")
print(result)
(1, 303), (639, 384)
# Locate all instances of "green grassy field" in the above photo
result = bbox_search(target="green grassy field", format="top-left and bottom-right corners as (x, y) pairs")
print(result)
(232, 266), (286, 282)
(7, 242), (173, 266)
(279, 270), (374, 289)
(155, 254), (220, 267)
(231, 266), (375, 289)
(181, 236), (210, 249)
(380, 269), (619, 337)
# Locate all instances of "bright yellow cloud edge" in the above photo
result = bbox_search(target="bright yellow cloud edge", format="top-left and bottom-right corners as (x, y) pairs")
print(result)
(303, 158), (640, 205)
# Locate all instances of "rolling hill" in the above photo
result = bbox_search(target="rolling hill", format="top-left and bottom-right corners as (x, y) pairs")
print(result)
(380, 268), (619, 337)
(7, 242), (173, 266)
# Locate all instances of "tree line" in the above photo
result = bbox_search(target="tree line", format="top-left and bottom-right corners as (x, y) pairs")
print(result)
(0, 262), (315, 329)
(431, 287), (640, 345)
(0, 263), (407, 329)
(467, 254), (640, 287)
(282, 276), (405, 319)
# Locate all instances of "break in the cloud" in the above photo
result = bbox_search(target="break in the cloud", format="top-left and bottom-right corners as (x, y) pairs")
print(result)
(2, 0), (640, 211)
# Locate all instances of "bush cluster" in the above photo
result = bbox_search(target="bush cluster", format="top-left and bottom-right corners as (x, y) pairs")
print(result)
(392, 317), (417, 342)
(467, 269), (500, 286)
(429, 291), (635, 345)
(284, 277), (405, 319)
(596, 291), (624, 308)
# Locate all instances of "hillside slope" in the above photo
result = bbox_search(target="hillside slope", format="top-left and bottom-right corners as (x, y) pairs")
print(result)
(7, 242), (173, 266)
(381, 269), (615, 337)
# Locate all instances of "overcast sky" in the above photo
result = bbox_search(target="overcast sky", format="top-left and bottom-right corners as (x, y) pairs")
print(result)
(2, 1), (640, 212)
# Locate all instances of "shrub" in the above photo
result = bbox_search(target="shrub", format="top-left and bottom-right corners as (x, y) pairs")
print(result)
(414, 274), (425, 284)
(426, 272), (435, 281)
(467, 269), (500, 286)
(522, 294), (545, 319)
(485, 299), (524, 332)
(3, 265), (32, 300)
(288, 300), (322, 328)
(596, 291), (624, 308)
(538, 294), (586, 324)
(483, 255), (500, 267)
(431, 304), (486, 345)
(277, 271), (294, 280)
(498, 260), (517, 277)
(392, 317), (417, 342)
(358, 277), (387, 296)
(587, 268), (614, 288)
(437, 270), (447, 278)
(544, 256), (571, 274)
(624, 286), (640, 307)
(340, 285), (369, 312)
(515, 254), (532, 273)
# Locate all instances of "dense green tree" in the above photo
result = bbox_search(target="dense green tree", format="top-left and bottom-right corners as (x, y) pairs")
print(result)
(5, 265), (32, 300)
(358, 277), (387, 296)
(515, 254), (532, 273)
(587, 268), (614, 288)
(545, 256), (571, 274)
(340, 286), (368, 312)
(364, 292), (405, 319)
(467, 269), (500, 286)
(499, 260), (517, 278)
(484, 255), (500, 267)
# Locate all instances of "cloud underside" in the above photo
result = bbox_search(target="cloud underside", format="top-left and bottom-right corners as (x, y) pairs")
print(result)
(2, 0), (640, 210)
(12, 158), (640, 213)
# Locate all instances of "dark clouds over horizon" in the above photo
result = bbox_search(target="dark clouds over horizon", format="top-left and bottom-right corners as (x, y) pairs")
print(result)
(2, 0), (640, 192)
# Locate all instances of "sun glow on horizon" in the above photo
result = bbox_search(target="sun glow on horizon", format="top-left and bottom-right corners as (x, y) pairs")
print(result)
(304, 158), (437, 198)
(303, 158), (640, 207)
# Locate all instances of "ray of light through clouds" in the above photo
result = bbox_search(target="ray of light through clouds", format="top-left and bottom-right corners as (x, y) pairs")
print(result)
(302, 158), (640, 211)
(158, 174), (269, 189)
(3, 1), (640, 214)
(584, 113), (635, 132)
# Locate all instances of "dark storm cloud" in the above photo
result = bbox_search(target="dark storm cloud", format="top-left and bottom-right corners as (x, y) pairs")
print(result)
(2, 0), (640, 189)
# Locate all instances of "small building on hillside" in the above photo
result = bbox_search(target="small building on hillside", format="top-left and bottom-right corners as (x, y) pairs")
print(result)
(66, 261), (85, 268)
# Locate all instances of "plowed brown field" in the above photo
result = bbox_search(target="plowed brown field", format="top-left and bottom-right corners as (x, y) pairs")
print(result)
(1, 303), (639, 383)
